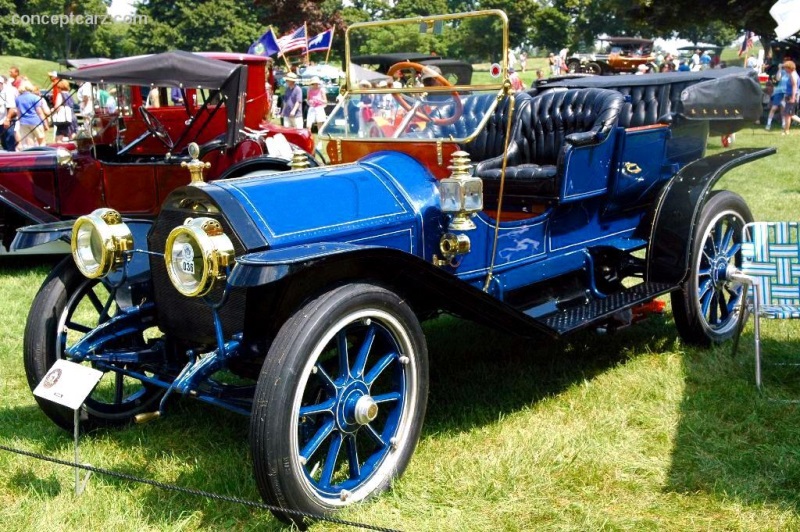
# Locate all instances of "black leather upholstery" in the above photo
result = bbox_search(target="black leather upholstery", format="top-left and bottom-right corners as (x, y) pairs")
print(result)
(533, 81), (693, 129)
(428, 92), (532, 165)
(478, 88), (624, 198)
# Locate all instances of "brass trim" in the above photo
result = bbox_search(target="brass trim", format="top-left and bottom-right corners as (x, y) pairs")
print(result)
(624, 162), (642, 174)
(71, 208), (133, 279)
(181, 142), (211, 184)
(436, 141), (443, 166)
(483, 86), (515, 292)
(164, 217), (234, 298)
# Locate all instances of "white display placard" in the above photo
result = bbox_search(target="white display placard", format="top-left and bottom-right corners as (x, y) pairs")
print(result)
(33, 359), (104, 411)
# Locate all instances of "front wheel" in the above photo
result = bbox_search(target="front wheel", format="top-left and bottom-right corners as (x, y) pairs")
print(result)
(250, 283), (429, 525)
(23, 258), (163, 431)
(671, 191), (753, 346)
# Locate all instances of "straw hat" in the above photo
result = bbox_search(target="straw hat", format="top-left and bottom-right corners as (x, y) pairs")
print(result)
(285, 72), (299, 82)
(310, 76), (321, 85)
(358, 79), (372, 87)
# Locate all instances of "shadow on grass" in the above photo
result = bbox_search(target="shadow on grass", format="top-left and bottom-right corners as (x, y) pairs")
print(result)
(2, 399), (292, 529)
(8, 468), (62, 498)
(423, 311), (676, 434)
(1, 309), (676, 530)
(666, 332), (800, 511)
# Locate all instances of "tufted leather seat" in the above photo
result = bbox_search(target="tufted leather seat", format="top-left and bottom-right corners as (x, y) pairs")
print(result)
(422, 92), (532, 166)
(477, 88), (624, 198)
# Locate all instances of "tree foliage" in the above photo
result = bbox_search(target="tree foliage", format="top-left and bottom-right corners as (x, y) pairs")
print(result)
(638, 0), (778, 42)
(130, 0), (267, 53)
(0, 0), (787, 63)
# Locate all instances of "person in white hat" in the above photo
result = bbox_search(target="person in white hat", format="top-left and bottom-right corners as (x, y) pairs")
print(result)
(280, 72), (304, 129)
(305, 76), (327, 132)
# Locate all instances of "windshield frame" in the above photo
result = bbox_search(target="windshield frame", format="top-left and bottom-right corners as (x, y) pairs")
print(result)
(318, 10), (510, 144)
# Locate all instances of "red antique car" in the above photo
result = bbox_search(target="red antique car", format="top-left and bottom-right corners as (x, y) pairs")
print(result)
(0, 51), (314, 254)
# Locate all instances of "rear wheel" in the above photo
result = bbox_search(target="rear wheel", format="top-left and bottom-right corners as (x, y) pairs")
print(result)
(23, 258), (163, 431)
(672, 191), (753, 346)
(250, 283), (429, 525)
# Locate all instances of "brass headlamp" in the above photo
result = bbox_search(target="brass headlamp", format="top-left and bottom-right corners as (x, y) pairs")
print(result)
(71, 208), (133, 279)
(164, 217), (234, 297)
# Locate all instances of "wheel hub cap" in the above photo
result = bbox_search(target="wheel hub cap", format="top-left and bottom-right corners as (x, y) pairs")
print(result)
(712, 257), (729, 285)
(353, 395), (378, 425)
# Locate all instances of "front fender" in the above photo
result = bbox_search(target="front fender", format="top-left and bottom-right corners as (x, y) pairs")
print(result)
(646, 147), (775, 284)
(12, 218), (154, 279)
(229, 243), (558, 338)
(0, 183), (60, 225)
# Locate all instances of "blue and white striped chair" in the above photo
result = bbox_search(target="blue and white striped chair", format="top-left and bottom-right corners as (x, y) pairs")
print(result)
(731, 222), (800, 390)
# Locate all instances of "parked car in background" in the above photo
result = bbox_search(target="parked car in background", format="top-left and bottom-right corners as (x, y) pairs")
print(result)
(567, 37), (657, 75)
(1, 51), (315, 255)
(676, 44), (724, 69)
(19, 9), (769, 528)
(351, 52), (473, 85)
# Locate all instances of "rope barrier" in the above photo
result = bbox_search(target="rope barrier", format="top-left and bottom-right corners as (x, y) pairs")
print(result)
(0, 443), (401, 532)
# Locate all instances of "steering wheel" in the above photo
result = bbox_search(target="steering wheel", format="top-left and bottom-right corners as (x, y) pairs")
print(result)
(385, 61), (463, 127)
(139, 106), (174, 149)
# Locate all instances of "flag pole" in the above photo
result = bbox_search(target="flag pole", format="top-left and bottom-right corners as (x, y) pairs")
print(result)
(325, 28), (334, 65)
(304, 22), (309, 65)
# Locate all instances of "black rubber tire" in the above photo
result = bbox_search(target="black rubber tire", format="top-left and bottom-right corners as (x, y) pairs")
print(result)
(250, 283), (429, 526)
(23, 257), (163, 432)
(671, 191), (753, 346)
(586, 62), (603, 75)
(567, 60), (581, 73)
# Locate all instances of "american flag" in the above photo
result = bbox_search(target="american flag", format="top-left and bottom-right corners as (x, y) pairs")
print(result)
(277, 26), (307, 55)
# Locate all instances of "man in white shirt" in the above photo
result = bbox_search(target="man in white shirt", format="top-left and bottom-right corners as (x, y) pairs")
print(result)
(691, 50), (701, 71)
(0, 76), (18, 150)
(77, 82), (93, 127)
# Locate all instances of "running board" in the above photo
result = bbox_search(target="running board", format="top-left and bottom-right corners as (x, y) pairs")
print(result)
(527, 282), (675, 336)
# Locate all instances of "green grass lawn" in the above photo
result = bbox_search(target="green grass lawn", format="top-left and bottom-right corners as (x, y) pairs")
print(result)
(2, 129), (800, 530)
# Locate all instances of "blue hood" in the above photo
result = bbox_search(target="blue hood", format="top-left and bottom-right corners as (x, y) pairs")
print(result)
(206, 151), (443, 253)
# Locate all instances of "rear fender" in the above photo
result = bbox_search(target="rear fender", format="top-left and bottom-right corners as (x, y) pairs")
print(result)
(645, 147), (775, 284)
(230, 243), (558, 338)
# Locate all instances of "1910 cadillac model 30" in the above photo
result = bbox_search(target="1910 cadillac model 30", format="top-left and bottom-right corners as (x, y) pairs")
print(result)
(17, 10), (770, 526)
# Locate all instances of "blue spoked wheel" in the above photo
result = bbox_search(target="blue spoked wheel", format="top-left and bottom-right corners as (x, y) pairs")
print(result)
(23, 258), (163, 432)
(251, 283), (428, 525)
(672, 191), (753, 346)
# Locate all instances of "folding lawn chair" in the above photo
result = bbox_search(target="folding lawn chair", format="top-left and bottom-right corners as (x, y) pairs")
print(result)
(730, 222), (800, 391)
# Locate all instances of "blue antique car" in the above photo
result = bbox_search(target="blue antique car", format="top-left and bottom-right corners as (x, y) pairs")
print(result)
(17, 10), (771, 526)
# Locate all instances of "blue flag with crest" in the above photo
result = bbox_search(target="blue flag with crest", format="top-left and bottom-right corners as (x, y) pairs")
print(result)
(248, 28), (280, 57)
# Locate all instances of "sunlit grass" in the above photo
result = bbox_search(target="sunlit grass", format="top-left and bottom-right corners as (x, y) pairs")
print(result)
(1, 131), (800, 530)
